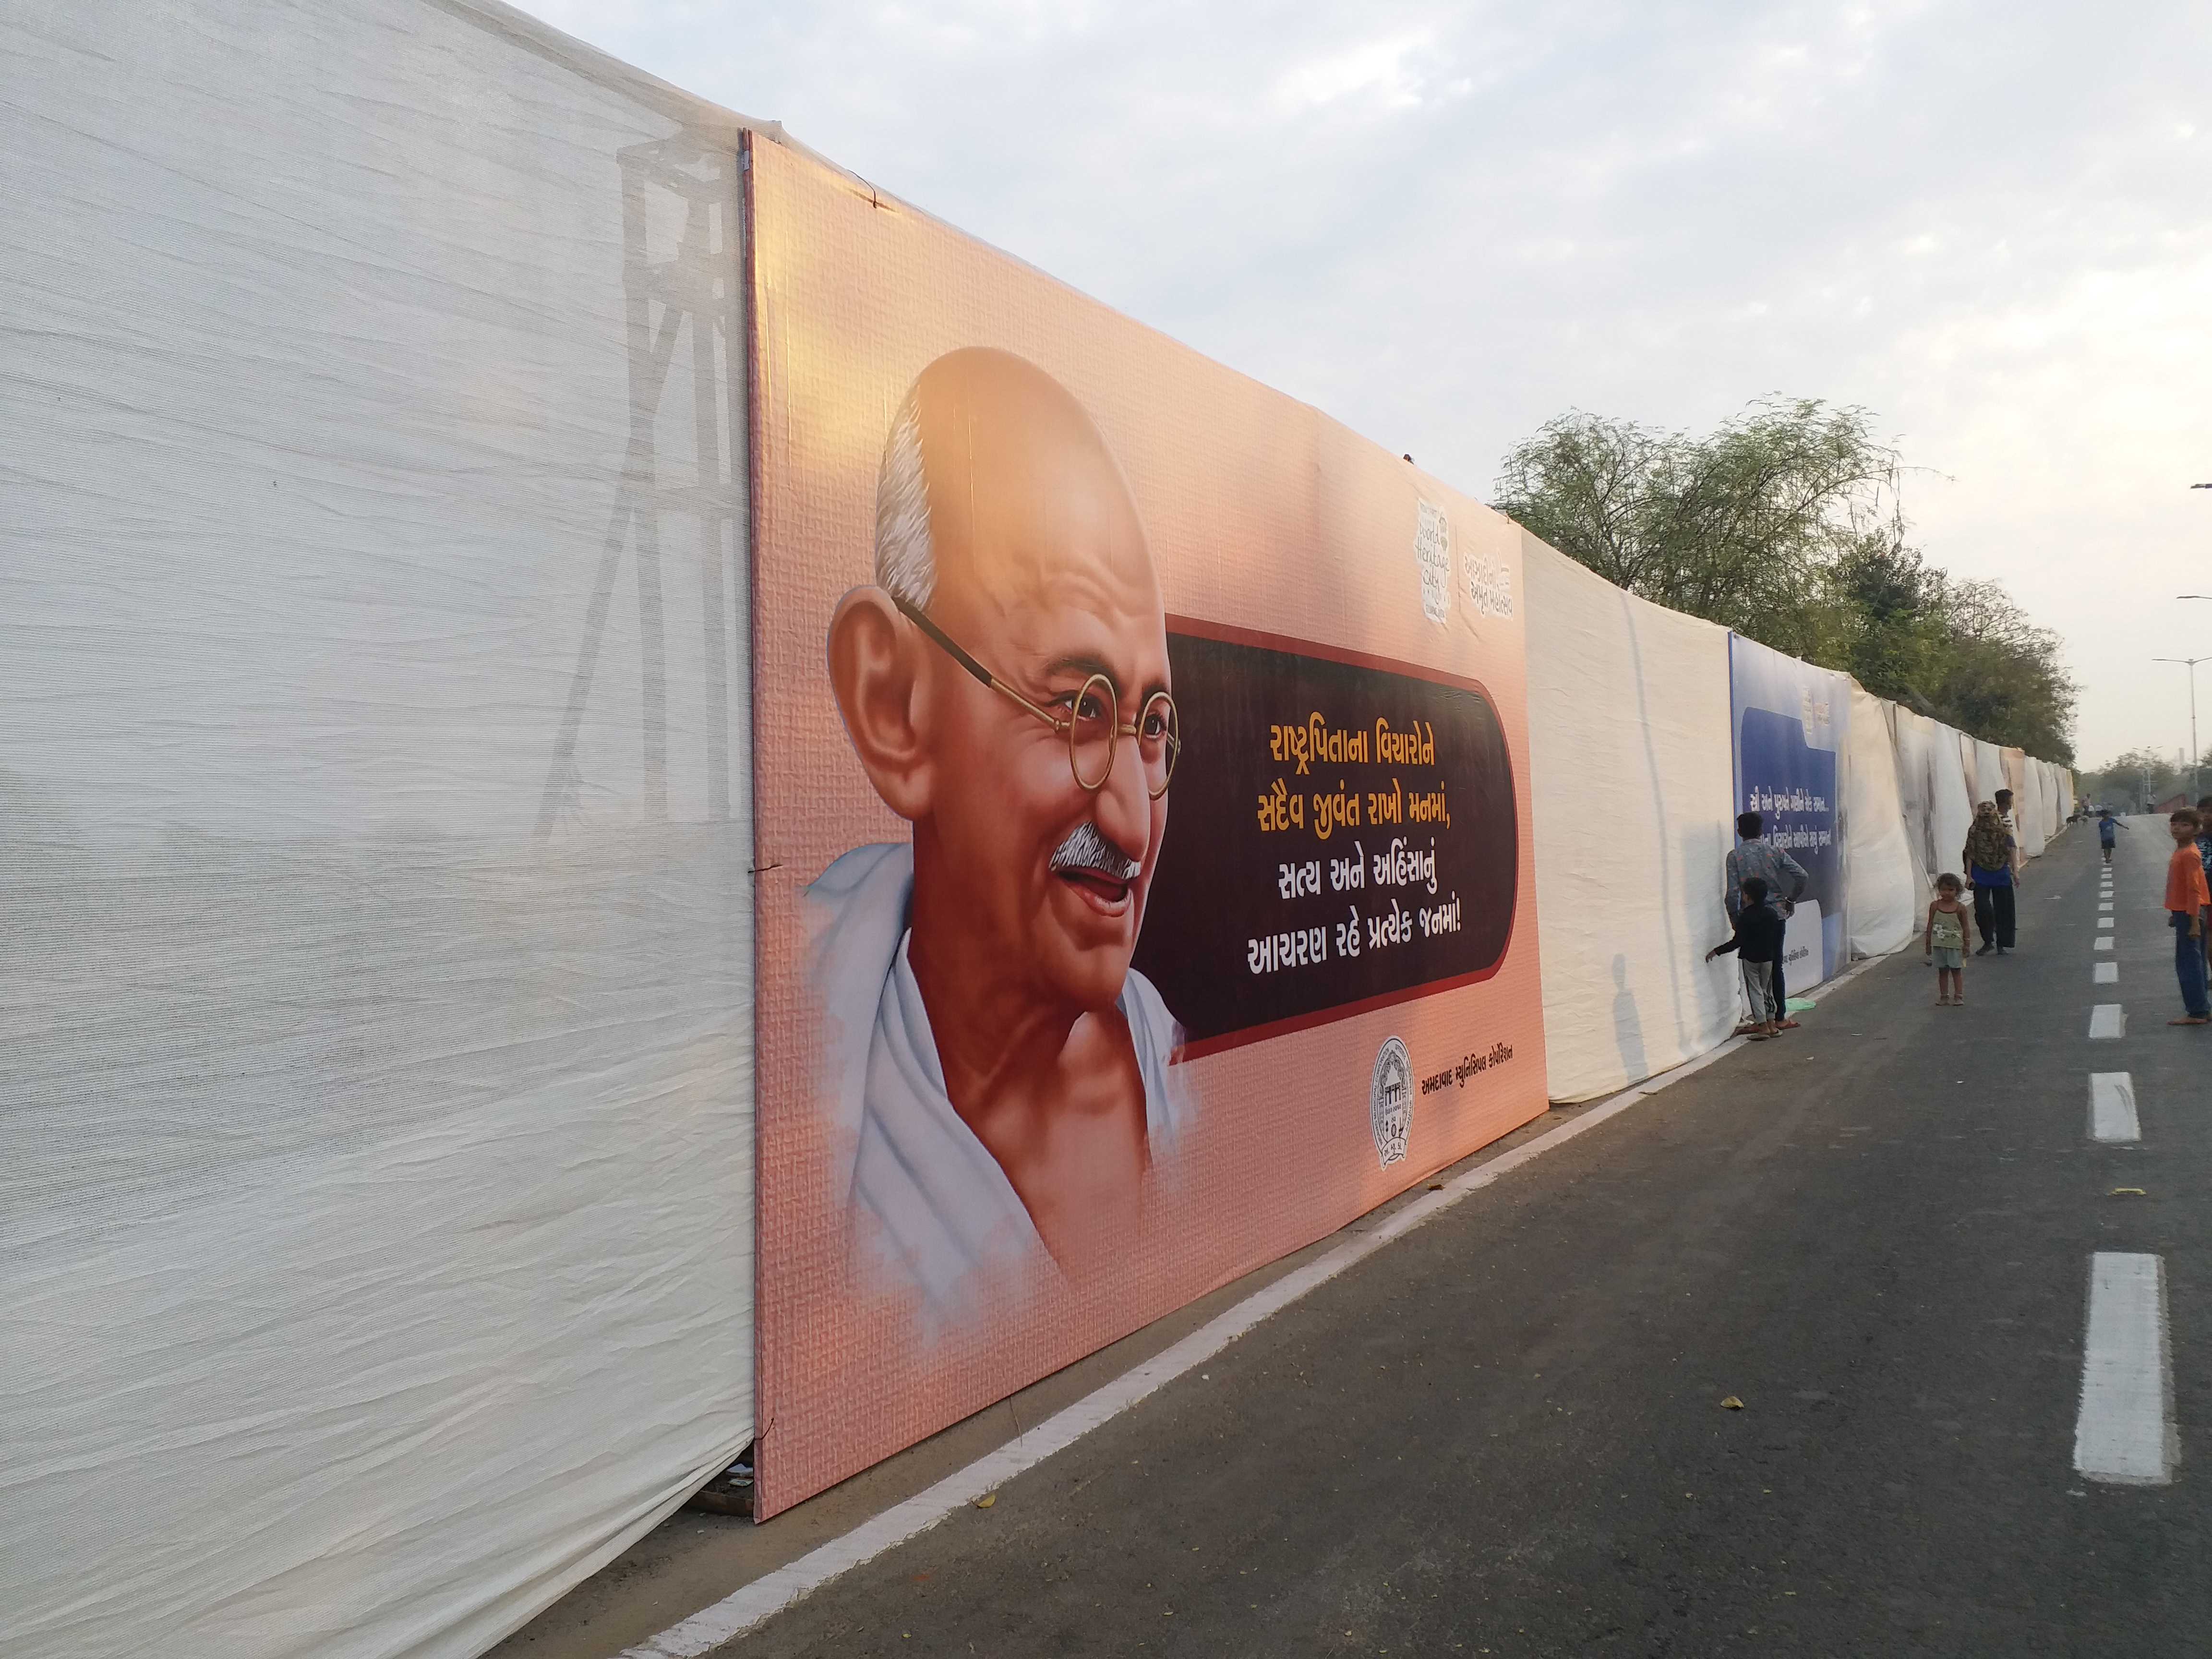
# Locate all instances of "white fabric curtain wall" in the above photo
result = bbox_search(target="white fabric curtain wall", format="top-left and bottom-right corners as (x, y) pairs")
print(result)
(1844, 687), (1922, 956)
(0, 4), (756, 1657)
(1975, 741), (2008, 815)
(1931, 726), (1979, 882)
(1523, 536), (1739, 1102)
(1888, 708), (1941, 892)
(2017, 762), (2049, 858)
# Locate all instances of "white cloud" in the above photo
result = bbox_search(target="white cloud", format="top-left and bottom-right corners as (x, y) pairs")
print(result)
(1274, 31), (1435, 111)
(514, 0), (2212, 764)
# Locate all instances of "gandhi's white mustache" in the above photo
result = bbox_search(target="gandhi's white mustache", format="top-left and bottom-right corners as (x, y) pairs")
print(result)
(1048, 820), (1140, 881)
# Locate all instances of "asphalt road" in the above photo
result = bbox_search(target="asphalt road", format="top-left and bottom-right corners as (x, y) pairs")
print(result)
(713, 820), (2212, 1658)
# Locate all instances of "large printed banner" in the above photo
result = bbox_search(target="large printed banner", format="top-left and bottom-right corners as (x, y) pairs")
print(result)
(1729, 634), (1850, 986)
(747, 138), (1545, 1516)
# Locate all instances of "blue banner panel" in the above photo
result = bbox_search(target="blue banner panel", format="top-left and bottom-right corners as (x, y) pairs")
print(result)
(1728, 635), (1851, 986)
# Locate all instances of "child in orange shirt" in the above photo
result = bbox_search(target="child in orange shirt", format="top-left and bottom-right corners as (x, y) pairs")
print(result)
(2164, 809), (2211, 1025)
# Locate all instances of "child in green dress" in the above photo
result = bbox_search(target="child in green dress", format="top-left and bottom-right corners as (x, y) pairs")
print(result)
(1926, 873), (1970, 1006)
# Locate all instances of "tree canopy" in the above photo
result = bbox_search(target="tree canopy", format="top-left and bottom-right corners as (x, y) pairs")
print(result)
(1491, 399), (2077, 762)
(2081, 747), (2197, 813)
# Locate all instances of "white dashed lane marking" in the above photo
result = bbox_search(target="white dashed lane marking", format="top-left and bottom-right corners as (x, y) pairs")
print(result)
(2095, 962), (2119, 984)
(2089, 1072), (2139, 1142)
(2074, 1253), (2176, 1486)
(2099, 918), (2116, 929)
(2090, 1005), (2126, 1040)
(2096, 938), (2115, 952)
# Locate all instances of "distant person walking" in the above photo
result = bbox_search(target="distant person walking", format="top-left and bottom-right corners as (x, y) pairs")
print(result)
(1708, 875), (1787, 1039)
(1963, 802), (2017, 956)
(2098, 808), (2125, 865)
(2163, 808), (2211, 1026)
(1725, 811), (1808, 1028)
(1925, 874), (1971, 1006)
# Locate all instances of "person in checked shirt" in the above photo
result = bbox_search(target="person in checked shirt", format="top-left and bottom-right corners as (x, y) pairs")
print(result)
(1725, 811), (1809, 1028)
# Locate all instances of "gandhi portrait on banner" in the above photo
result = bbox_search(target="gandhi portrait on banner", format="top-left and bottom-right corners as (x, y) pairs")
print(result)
(808, 348), (1189, 1331)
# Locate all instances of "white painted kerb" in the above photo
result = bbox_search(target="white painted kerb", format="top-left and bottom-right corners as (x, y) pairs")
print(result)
(617, 949), (1903, 1657)
(2088, 1072), (2138, 1142)
(618, 1031), (1772, 1657)
(2074, 1252), (2176, 1485)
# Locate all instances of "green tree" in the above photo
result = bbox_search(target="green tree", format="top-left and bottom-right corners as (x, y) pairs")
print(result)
(1491, 398), (1894, 662)
(2084, 748), (2179, 812)
(1826, 539), (1950, 705)
(1493, 398), (2078, 760)
(1922, 580), (2077, 763)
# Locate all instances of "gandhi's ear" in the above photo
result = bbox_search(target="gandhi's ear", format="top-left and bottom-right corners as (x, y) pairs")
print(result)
(827, 586), (934, 822)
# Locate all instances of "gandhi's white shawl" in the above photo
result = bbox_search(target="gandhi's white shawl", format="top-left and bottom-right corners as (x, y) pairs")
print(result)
(806, 842), (1187, 1331)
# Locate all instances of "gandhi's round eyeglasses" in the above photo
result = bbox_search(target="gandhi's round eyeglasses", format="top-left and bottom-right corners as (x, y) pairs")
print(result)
(892, 594), (1179, 799)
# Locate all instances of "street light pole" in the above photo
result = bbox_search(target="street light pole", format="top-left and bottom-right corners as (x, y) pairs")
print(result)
(2169, 486), (2212, 798)
(2153, 655), (2208, 804)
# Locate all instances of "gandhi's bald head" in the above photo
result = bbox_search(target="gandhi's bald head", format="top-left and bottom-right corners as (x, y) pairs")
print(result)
(873, 349), (1159, 624)
(829, 349), (1170, 1021)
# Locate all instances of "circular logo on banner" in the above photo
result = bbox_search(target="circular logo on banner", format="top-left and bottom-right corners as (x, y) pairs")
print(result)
(1370, 1036), (1412, 1169)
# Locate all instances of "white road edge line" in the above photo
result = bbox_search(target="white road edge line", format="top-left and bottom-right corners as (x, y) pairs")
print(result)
(620, 950), (1896, 1657)
(2074, 1252), (2176, 1485)
(2090, 1004), (2126, 1040)
(2094, 962), (2119, 984)
(2089, 1072), (2139, 1142)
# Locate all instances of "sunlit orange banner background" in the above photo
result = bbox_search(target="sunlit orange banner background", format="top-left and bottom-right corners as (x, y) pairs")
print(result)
(747, 134), (1548, 1518)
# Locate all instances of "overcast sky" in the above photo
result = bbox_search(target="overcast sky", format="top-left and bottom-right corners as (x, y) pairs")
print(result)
(523, 0), (2210, 769)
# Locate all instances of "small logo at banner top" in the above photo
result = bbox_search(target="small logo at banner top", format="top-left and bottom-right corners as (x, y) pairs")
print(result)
(1465, 548), (1515, 619)
(1370, 1036), (1413, 1168)
(1413, 501), (1451, 625)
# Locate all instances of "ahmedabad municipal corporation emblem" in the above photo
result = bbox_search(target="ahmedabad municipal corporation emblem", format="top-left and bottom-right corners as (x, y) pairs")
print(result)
(1370, 1036), (1412, 1169)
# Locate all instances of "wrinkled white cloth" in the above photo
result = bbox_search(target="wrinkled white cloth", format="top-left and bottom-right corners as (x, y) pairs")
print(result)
(807, 842), (1186, 1330)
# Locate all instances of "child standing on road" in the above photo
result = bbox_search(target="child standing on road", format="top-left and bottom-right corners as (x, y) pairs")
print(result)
(1925, 874), (1970, 1006)
(2098, 809), (2124, 865)
(2163, 809), (2211, 1027)
(1707, 875), (1787, 1039)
